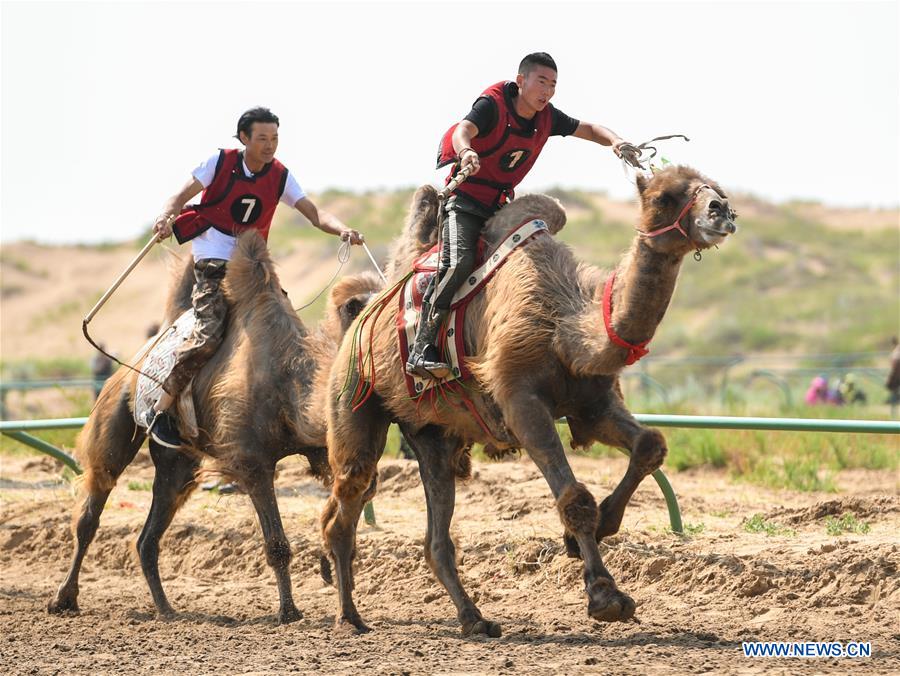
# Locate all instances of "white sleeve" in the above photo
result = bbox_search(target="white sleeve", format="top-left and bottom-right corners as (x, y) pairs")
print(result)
(191, 152), (222, 188)
(280, 171), (307, 206)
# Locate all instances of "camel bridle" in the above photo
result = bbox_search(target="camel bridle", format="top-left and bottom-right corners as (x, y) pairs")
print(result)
(637, 183), (730, 262)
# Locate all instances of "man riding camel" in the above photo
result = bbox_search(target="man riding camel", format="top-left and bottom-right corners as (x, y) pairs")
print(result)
(406, 52), (635, 378)
(145, 106), (363, 448)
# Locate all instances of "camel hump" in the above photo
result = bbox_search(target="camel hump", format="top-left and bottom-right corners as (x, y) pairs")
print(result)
(223, 231), (282, 305)
(405, 185), (440, 246)
(482, 194), (567, 247)
(326, 271), (383, 334)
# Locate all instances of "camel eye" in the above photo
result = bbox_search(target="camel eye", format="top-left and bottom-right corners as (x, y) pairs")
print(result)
(653, 193), (674, 208)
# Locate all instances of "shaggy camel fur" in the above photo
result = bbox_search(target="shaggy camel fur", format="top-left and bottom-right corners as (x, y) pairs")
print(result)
(322, 166), (737, 635)
(48, 232), (380, 623)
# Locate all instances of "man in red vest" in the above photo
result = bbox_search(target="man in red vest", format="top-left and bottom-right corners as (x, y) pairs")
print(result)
(145, 107), (363, 448)
(406, 52), (634, 378)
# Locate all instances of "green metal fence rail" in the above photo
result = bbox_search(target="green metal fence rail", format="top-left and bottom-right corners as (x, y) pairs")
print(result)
(0, 418), (85, 474)
(0, 379), (108, 420)
(2, 415), (898, 535)
(633, 414), (900, 434)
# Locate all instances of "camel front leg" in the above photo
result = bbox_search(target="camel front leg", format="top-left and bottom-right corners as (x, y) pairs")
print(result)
(321, 394), (389, 633)
(243, 462), (303, 624)
(49, 394), (145, 614)
(137, 442), (200, 618)
(504, 393), (635, 624)
(400, 424), (501, 638)
(567, 394), (667, 549)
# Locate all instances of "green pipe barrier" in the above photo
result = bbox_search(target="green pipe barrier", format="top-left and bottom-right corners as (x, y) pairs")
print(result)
(0, 379), (106, 392)
(0, 418), (90, 431)
(1, 431), (82, 474)
(650, 468), (682, 534)
(363, 501), (376, 526)
(633, 414), (900, 434)
(4, 415), (898, 434)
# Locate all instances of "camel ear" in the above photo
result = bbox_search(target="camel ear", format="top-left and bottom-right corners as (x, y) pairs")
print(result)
(345, 297), (365, 320)
(636, 174), (649, 196)
(338, 296), (366, 331)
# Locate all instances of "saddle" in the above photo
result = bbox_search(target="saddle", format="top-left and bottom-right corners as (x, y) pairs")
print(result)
(397, 217), (550, 398)
(132, 310), (200, 439)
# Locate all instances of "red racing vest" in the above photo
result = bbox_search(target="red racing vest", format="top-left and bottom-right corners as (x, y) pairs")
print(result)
(436, 81), (553, 209)
(172, 149), (289, 244)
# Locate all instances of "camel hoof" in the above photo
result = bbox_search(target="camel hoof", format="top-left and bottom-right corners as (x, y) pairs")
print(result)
(587, 578), (636, 623)
(335, 616), (371, 634)
(462, 619), (502, 638)
(278, 606), (303, 625)
(47, 595), (79, 615)
(157, 605), (177, 621)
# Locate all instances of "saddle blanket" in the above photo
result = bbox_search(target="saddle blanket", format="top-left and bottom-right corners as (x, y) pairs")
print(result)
(133, 309), (198, 437)
(397, 217), (549, 398)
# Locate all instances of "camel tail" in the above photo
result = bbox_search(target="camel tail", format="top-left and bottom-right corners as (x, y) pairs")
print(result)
(74, 374), (145, 496)
(224, 231), (282, 306)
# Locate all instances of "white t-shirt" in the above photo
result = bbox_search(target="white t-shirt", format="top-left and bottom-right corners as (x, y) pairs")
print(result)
(189, 152), (306, 261)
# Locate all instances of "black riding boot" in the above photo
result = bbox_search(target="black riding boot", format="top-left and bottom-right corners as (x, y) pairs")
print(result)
(405, 305), (451, 379)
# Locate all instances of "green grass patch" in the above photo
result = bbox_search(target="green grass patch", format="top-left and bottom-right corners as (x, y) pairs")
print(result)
(666, 428), (727, 471)
(0, 428), (81, 456)
(1, 357), (93, 380)
(127, 480), (153, 491)
(680, 521), (705, 536)
(825, 513), (870, 536)
(743, 513), (796, 537)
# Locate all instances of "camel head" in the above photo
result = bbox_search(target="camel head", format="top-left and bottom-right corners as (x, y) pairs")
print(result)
(324, 271), (383, 336)
(635, 166), (737, 256)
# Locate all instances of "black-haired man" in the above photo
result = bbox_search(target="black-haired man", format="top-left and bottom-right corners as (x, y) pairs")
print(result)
(145, 107), (363, 447)
(407, 53), (634, 378)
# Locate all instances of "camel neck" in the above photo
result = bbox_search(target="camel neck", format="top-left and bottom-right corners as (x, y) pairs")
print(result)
(609, 238), (682, 345)
(595, 238), (682, 364)
(570, 237), (682, 374)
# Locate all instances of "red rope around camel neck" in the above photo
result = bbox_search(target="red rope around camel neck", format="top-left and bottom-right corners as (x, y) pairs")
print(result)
(602, 270), (650, 365)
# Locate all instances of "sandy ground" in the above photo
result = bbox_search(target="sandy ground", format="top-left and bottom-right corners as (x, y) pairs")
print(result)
(1, 451), (897, 675)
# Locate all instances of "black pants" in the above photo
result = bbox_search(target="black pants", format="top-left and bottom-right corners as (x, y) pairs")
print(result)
(425, 194), (498, 311)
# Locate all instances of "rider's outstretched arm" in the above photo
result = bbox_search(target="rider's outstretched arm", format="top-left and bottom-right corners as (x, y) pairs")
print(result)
(572, 121), (629, 156)
(294, 197), (363, 245)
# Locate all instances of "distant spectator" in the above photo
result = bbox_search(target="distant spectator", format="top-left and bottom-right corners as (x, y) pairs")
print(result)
(90, 345), (114, 400)
(826, 377), (844, 406)
(804, 376), (828, 405)
(838, 373), (867, 405)
(887, 337), (900, 407)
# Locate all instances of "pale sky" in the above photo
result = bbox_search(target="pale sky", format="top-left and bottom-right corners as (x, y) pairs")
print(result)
(2, 0), (898, 244)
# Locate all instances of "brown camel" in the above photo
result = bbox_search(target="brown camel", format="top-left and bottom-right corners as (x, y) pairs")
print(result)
(48, 232), (381, 623)
(321, 166), (737, 635)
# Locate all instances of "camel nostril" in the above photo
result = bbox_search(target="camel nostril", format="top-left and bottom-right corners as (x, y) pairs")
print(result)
(725, 222), (736, 234)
